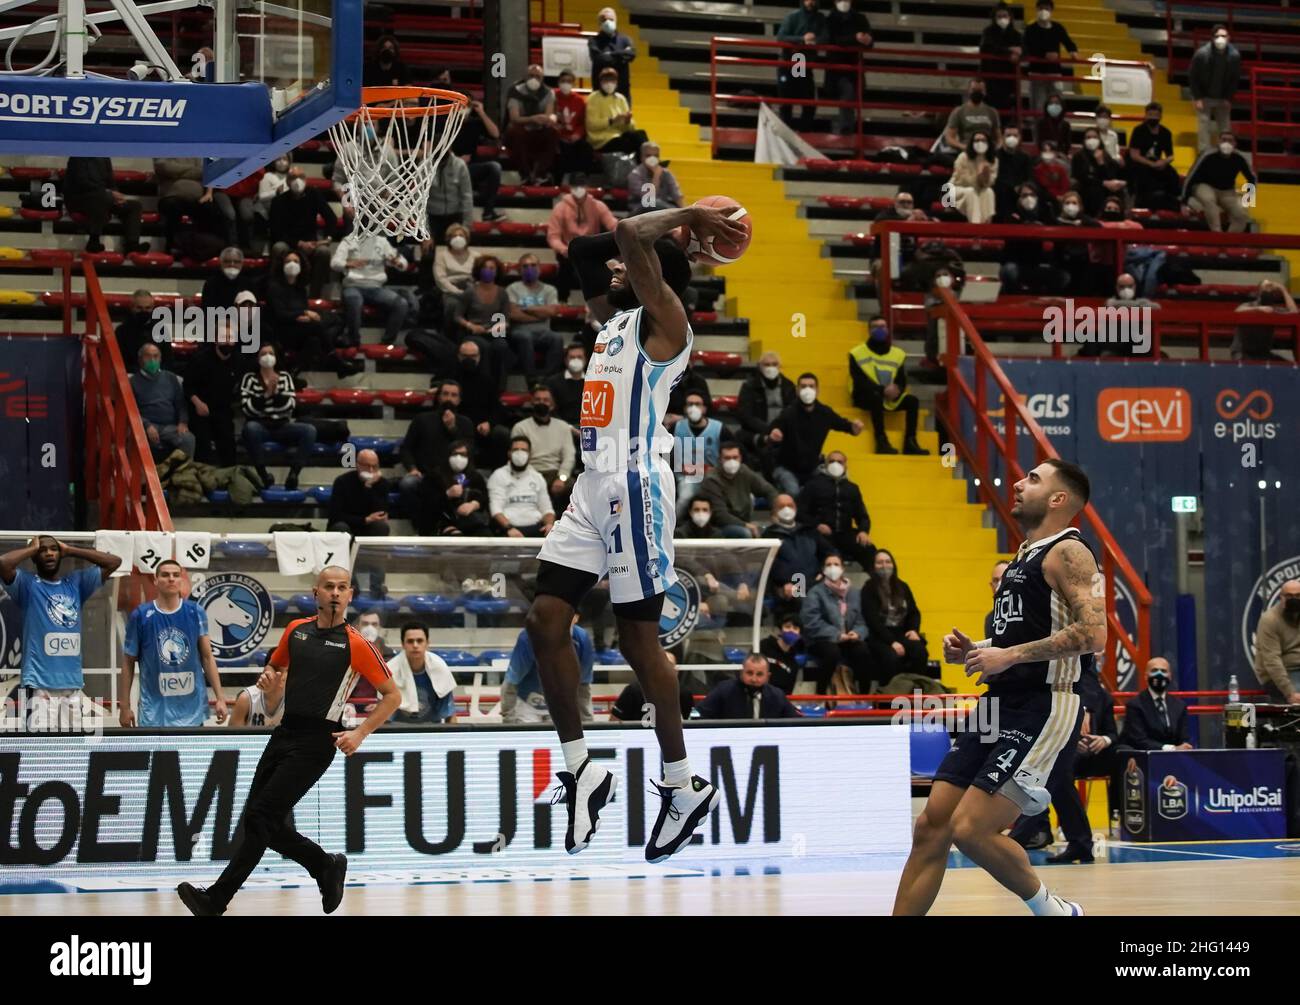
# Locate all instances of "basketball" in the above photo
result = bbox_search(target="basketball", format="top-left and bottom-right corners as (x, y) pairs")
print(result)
(674, 195), (752, 265)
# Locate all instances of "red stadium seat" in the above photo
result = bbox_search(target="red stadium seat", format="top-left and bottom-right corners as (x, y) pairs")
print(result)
(103, 292), (136, 309)
(170, 341), (200, 357)
(111, 170), (151, 184)
(691, 350), (743, 372)
(471, 220), (496, 236)
(82, 251), (125, 267)
(497, 220), (538, 237)
(497, 184), (520, 198)
(294, 387), (326, 406)
(28, 247), (71, 264)
(554, 305), (585, 319)
(690, 310), (718, 324)
(799, 158), (841, 172)
(359, 344), (407, 361)
(522, 184), (560, 198)
(128, 251), (175, 268)
(500, 391), (531, 408)
(19, 208), (61, 221)
(712, 394), (739, 413)
(379, 389), (431, 407)
(326, 388), (375, 406)
(8, 166), (54, 181)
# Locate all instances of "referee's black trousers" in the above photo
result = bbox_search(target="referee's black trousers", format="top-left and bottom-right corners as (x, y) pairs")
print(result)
(208, 717), (337, 907)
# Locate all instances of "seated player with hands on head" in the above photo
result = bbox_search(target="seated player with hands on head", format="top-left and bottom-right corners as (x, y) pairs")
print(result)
(522, 198), (749, 864)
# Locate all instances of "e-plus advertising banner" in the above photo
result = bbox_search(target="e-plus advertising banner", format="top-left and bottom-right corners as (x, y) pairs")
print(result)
(957, 360), (1298, 687)
(0, 724), (912, 883)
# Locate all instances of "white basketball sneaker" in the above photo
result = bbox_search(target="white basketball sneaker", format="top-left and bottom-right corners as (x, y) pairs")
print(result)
(554, 758), (617, 854)
(646, 776), (721, 863)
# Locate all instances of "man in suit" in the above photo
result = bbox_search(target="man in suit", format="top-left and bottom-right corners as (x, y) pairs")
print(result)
(1119, 657), (1192, 751)
(696, 653), (802, 721)
(1010, 670), (1119, 861)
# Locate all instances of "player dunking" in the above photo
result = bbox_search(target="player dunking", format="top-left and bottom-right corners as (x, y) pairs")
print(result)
(524, 203), (749, 861)
(177, 566), (401, 916)
(892, 459), (1106, 916)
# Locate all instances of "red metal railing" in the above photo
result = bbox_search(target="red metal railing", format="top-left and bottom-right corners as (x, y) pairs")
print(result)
(81, 259), (173, 533)
(931, 286), (1153, 690)
(868, 220), (1300, 317)
(1248, 64), (1300, 170)
(1163, 0), (1299, 70)
(708, 37), (1152, 157)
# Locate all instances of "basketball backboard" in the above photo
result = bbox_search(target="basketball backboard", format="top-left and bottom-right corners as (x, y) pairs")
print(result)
(0, 0), (361, 187)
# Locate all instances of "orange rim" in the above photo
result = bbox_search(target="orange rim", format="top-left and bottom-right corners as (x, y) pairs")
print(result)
(347, 86), (469, 119)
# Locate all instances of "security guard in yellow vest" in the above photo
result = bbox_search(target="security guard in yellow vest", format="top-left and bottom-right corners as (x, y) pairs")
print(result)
(848, 316), (930, 455)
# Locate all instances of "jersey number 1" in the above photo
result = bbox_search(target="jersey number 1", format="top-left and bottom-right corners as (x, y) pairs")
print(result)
(608, 525), (623, 555)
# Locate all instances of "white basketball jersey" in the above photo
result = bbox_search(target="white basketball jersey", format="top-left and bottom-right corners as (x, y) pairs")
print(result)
(243, 685), (285, 727)
(579, 307), (693, 473)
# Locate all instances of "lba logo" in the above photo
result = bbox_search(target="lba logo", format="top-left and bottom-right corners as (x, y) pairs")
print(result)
(1097, 387), (1191, 443)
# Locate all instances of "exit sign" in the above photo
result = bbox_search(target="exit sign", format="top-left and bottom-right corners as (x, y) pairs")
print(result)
(1171, 496), (1197, 513)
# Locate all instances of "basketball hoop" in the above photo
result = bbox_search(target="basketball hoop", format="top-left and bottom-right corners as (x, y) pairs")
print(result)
(329, 86), (470, 242)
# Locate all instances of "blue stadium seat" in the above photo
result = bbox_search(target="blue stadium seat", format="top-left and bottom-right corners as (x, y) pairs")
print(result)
(352, 594), (401, 615)
(434, 649), (479, 666)
(291, 593), (318, 614)
(695, 610), (726, 630)
(350, 436), (400, 458)
(909, 728), (954, 778)
(262, 487), (307, 504)
(311, 441), (342, 458)
(272, 595), (291, 615)
(463, 596), (509, 615)
(723, 646), (746, 663)
(208, 490), (231, 503)
(478, 648), (514, 665)
(796, 702), (827, 718)
(310, 485), (333, 503)
(387, 492), (401, 508)
(596, 649), (624, 665)
(405, 593), (457, 615)
(217, 540), (269, 558)
(260, 441), (286, 455)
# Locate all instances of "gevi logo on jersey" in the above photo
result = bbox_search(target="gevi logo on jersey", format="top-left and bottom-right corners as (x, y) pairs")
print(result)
(1096, 387), (1191, 443)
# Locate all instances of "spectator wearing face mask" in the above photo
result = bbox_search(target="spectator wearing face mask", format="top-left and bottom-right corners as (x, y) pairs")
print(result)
(993, 127), (1032, 217)
(1035, 92), (1072, 151)
(849, 317), (928, 455)
(185, 318), (247, 466)
(1253, 580), (1300, 704)
(433, 222), (476, 301)
(775, 0), (830, 132)
(238, 345), (316, 490)
(1080, 271), (1160, 358)
(268, 166), (337, 298)
(399, 379), (476, 518)
(266, 248), (358, 378)
(664, 360), (713, 428)
(626, 142), (683, 216)
(430, 67), (507, 225)
(862, 549), (929, 681)
(824, 0), (874, 136)
(1071, 127), (1127, 216)
(489, 435), (555, 537)
(553, 69), (594, 182)
(453, 340), (512, 469)
(425, 155), (475, 258)
(996, 185), (1067, 295)
(1097, 209), (1164, 309)
(131, 343), (194, 461)
(547, 343), (589, 427)
(202, 247), (258, 310)
(869, 190), (929, 279)
(698, 653), (802, 720)
(431, 439), (490, 536)
(767, 373), (864, 498)
(257, 153), (291, 220)
(696, 442), (779, 539)
(760, 614), (805, 694)
(331, 231), (413, 347)
(1232, 280), (1299, 362)
(673, 392), (734, 511)
(950, 130), (999, 224)
(1052, 190), (1107, 295)
(327, 449), (390, 598)
(1093, 105), (1122, 161)
(1181, 132), (1256, 233)
(114, 289), (173, 370)
(979, 3), (1022, 112)
(589, 7), (636, 101)
(802, 555), (878, 694)
(511, 385), (576, 508)
(505, 253), (564, 381)
(920, 266), (960, 368)
(365, 35), (410, 87)
(1118, 658), (1192, 751)
(1032, 141), (1071, 206)
(1022, 0), (1078, 115)
(736, 352), (797, 462)
(1189, 25), (1241, 152)
(1127, 102), (1181, 212)
(505, 65), (560, 186)
(451, 255), (511, 387)
(546, 174), (618, 303)
(942, 79), (1003, 156)
(799, 450), (875, 568)
(586, 68), (650, 156)
(764, 493), (836, 616)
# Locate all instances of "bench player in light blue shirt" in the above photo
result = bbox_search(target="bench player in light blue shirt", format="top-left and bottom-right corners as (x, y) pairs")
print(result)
(0, 535), (121, 721)
(119, 559), (228, 727)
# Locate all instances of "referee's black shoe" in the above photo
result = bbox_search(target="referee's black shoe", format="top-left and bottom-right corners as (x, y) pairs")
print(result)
(176, 883), (224, 917)
(319, 853), (348, 914)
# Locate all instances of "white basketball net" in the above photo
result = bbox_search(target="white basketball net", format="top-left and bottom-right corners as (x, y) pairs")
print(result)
(329, 92), (470, 241)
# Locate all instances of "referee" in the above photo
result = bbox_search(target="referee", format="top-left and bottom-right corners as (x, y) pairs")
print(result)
(177, 566), (400, 916)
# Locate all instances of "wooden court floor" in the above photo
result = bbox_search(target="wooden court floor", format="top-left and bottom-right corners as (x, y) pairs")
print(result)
(4, 853), (1298, 916)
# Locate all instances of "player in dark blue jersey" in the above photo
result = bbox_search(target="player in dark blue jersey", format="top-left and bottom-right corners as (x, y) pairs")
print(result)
(893, 459), (1106, 916)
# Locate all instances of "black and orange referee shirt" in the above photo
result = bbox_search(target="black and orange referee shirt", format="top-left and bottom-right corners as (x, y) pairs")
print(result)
(270, 617), (392, 723)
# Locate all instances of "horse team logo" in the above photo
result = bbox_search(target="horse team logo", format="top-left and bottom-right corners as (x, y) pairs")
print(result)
(606, 334), (625, 357)
(1240, 555), (1300, 666)
(46, 591), (80, 628)
(191, 573), (272, 662)
(659, 568), (701, 648)
(157, 626), (191, 667)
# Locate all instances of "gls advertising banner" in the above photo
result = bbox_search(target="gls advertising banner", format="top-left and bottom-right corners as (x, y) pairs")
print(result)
(0, 725), (911, 881)
(957, 360), (1299, 686)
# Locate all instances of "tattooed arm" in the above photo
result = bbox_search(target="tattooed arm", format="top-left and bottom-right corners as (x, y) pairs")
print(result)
(964, 538), (1106, 684)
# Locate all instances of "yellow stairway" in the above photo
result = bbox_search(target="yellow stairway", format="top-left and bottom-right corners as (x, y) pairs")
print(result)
(577, 1), (1005, 683)
(1058, 0), (1300, 279)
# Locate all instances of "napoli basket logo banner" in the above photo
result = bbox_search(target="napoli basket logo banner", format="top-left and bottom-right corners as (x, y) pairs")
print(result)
(191, 573), (273, 662)
(659, 568), (701, 648)
(1240, 555), (1300, 666)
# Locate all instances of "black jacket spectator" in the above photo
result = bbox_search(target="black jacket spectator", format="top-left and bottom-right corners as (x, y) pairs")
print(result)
(588, 24), (636, 102)
(737, 369), (796, 448)
(769, 400), (856, 483)
(1071, 146), (1126, 216)
(666, 364), (713, 419)
(1021, 17), (1077, 76)
(184, 342), (248, 465)
(63, 156), (114, 201)
(432, 461), (490, 536)
(546, 369), (585, 426)
(697, 677), (801, 720)
(1181, 147), (1257, 197)
(799, 468), (870, 537)
(400, 409), (475, 477)
(760, 633), (804, 695)
(364, 35), (411, 88)
(994, 144), (1033, 214)
(861, 566), (929, 679)
(1119, 690), (1190, 750)
(115, 304), (173, 370)
(269, 187), (336, 248)
(328, 470), (392, 535)
(64, 156), (144, 253)
(764, 520), (834, 601)
(610, 678), (694, 721)
(1189, 40), (1241, 101)
(979, 8), (1022, 109)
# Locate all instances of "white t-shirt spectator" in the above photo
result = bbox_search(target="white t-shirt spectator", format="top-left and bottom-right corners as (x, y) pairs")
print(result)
(330, 233), (407, 288)
(488, 464), (554, 528)
(506, 279), (559, 333)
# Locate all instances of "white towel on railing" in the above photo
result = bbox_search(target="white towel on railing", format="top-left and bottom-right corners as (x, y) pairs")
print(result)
(174, 531), (211, 569)
(132, 531), (173, 574)
(273, 532), (315, 576)
(311, 532), (351, 573)
(93, 531), (135, 577)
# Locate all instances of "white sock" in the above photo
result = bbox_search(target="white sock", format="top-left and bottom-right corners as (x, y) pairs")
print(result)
(662, 757), (691, 788)
(1025, 882), (1068, 916)
(561, 738), (588, 774)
